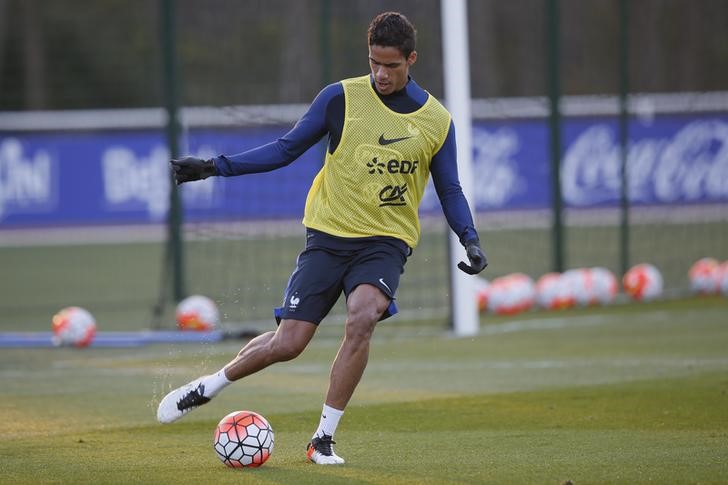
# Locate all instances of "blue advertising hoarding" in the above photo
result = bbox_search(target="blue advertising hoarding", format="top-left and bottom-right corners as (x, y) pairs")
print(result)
(1, 114), (727, 228)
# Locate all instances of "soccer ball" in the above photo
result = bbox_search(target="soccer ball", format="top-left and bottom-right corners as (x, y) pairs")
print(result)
(176, 295), (219, 331)
(589, 267), (618, 305)
(689, 257), (721, 295)
(564, 267), (618, 306)
(623, 263), (663, 301)
(213, 411), (274, 468)
(563, 269), (592, 307)
(536, 272), (575, 310)
(51, 306), (96, 347)
(487, 273), (535, 315)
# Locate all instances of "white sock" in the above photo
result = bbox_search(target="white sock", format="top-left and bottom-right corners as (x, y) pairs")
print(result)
(202, 368), (232, 397)
(313, 404), (344, 439)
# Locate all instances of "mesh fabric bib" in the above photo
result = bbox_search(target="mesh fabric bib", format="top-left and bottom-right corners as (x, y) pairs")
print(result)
(302, 75), (451, 248)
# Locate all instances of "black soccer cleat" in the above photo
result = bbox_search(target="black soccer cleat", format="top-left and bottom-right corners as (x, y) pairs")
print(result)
(306, 434), (345, 465)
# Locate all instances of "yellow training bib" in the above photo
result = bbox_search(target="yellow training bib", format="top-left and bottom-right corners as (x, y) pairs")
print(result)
(302, 75), (451, 248)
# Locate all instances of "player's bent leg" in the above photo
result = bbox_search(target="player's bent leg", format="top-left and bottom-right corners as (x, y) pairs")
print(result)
(225, 319), (317, 379)
(157, 331), (277, 424)
(326, 284), (388, 410)
(306, 284), (388, 464)
(158, 320), (317, 424)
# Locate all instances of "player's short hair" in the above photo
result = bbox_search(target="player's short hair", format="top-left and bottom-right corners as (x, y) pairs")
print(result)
(367, 12), (417, 59)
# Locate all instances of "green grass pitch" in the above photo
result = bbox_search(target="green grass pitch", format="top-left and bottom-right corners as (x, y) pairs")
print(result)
(1, 297), (727, 484)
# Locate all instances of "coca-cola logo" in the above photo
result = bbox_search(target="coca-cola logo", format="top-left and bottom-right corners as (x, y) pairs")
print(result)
(562, 120), (728, 206)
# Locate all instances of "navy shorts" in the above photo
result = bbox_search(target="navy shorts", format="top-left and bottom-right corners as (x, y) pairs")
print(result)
(274, 228), (410, 325)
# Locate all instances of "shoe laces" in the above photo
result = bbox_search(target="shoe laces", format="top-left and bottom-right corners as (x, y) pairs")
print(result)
(312, 434), (336, 456)
(176, 383), (210, 411)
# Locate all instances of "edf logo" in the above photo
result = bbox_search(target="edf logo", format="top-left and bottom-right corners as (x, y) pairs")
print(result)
(367, 157), (419, 174)
(0, 138), (54, 220)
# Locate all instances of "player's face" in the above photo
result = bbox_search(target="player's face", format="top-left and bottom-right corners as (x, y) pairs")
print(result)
(368, 45), (417, 95)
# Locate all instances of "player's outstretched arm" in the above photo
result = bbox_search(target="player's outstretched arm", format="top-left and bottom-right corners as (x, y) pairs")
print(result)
(458, 239), (488, 275)
(170, 156), (218, 185)
(214, 83), (342, 177)
(430, 122), (489, 275)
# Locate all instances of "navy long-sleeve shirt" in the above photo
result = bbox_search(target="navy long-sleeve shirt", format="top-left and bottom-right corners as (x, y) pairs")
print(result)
(214, 77), (479, 246)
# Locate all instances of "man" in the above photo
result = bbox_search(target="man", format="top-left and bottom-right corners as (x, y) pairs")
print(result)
(157, 11), (487, 465)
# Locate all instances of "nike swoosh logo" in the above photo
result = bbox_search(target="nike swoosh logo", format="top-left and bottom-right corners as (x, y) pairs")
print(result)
(379, 134), (413, 146)
(378, 278), (392, 293)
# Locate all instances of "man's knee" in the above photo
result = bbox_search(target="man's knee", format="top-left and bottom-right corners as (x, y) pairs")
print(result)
(270, 320), (316, 361)
(345, 284), (389, 341)
(344, 307), (379, 343)
(271, 338), (306, 361)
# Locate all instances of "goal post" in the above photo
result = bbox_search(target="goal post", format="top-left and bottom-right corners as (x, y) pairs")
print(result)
(441, 0), (480, 337)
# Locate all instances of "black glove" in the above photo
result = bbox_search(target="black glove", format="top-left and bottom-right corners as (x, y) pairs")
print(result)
(457, 239), (488, 275)
(170, 156), (218, 185)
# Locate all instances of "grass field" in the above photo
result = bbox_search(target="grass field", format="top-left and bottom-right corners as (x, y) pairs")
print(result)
(2, 296), (727, 484)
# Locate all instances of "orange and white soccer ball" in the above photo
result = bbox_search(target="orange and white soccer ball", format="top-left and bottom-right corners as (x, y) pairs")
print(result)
(589, 267), (618, 305)
(176, 295), (220, 331)
(563, 269), (593, 307)
(623, 263), (663, 301)
(214, 410), (274, 468)
(689, 257), (721, 295)
(487, 273), (535, 315)
(51, 306), (97, 347)
(536, 272), (575, 310)
(565, 267), (618, 306)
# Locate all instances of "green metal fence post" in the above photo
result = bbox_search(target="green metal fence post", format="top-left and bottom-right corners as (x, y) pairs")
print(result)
(546, 0), (564, 273)
(155, 0), (185, 328)
(618, 0), (630, 278)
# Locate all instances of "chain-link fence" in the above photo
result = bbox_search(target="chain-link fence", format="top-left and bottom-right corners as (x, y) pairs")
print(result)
(1, 0), (726, 331)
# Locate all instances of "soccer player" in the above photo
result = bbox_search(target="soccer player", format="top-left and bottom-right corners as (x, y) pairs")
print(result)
(157, 11), (487, 465)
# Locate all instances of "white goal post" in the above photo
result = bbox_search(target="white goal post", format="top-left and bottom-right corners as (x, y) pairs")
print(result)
(441, 0), (480, 337)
